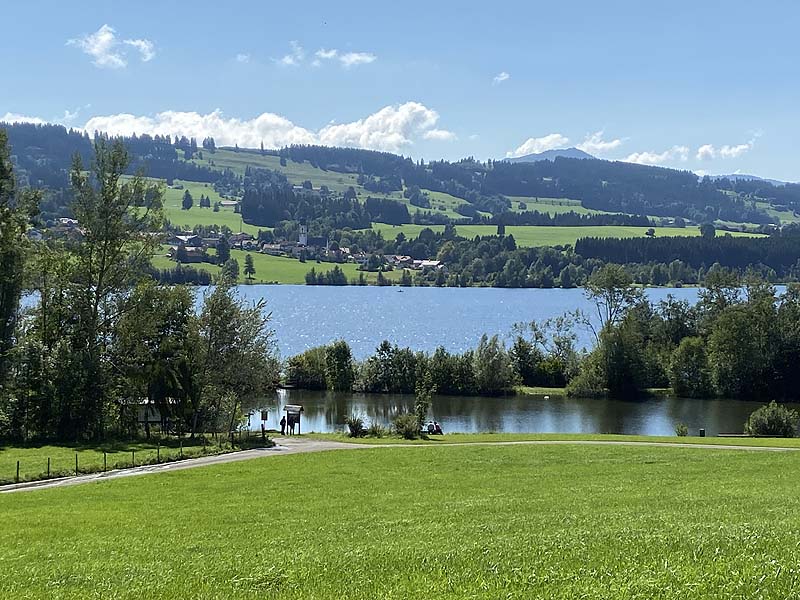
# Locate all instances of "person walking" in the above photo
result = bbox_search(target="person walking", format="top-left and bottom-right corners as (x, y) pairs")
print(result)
(280, 416), (286, 436)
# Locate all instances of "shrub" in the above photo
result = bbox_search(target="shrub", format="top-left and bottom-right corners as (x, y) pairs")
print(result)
(674, 423), (689, 437)
(345, 415), (365, 438)
(393, 413), (420, 440)
(744, 401), (798, 437)
(365, 422), (386, 438)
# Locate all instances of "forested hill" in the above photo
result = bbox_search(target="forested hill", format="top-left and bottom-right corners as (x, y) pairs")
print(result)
(3, 121), (800, 226)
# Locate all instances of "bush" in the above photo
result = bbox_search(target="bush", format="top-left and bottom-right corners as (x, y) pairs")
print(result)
(674, 423), (689, 437)
(744, 401), (798, 437)
(365, 422), (386, 438)
(345, 415), (365, 438)
(393, 413), (420, 440)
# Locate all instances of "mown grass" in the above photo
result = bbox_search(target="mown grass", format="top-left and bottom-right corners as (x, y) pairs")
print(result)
(369, 223), (764, 247)
(306, 431), (800, 448)
(151, 249), (404, 285)
(2, 442), (800, 598)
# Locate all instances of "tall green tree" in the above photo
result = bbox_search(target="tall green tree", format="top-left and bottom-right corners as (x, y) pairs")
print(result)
(244, 254), (256, 281)
(0, 130), (39, 388)
(59, 139), (164, 438)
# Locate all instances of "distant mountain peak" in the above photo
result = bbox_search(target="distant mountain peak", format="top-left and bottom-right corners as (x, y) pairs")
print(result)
(504, 147), (596, 164)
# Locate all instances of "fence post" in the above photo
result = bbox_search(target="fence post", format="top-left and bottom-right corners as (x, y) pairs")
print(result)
(179, 439), (183, 459)
(47, 457), (50, 478)
(157, 443), (160, 464)
(103, 451), (107, 472)
(75, 453), (78, 476)
(131, 450), (135, 467)
(16, 460), (20, 483)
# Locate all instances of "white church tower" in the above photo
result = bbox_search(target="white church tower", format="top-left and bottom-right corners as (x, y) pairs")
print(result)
(299, 224), (308, 246)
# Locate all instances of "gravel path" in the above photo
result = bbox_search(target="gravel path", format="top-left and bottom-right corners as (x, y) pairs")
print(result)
(2, 437), (795, 494)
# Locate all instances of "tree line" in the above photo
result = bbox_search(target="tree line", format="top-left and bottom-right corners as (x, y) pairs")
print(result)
(0, 132), (278, 442)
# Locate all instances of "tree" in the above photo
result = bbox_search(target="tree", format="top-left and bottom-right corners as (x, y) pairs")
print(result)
(325, 340), (355, 391)
(114, 283), (200, 438)
(583, 264), (644, 337)
(216, 237), (231, 264)
(244, 254), (256, 281)
(473, 334), (516, 395)
(61, 139), (164, 438)
(0, 129), (39, 387)
(700, 222), (716, 240)
(199, 283), (278, 436)
(182, 190), (193, 210)
(668, 336), (711, 398)
(221, 258), (240, 283)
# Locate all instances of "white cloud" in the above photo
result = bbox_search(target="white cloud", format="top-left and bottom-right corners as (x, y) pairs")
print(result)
(80, 102), (446, 153)
(123, 38), (155, 62)
(696, 144), (716, 161)
(235, 53), (251, 63)
(315, 48), (338, 60)
(468, 134), (480, 140)
(493, 71), (510, 85)
(67, 24), (155, 68)
(67, 24), (127, 69)
(625, 145), (689, 166)
(317, 102), (439, 151)
(312, 48), (376, 68)
(338, 52), (376, 68)
(577, 130), (623, 155)
(275, 40), (305, 66)
(720, 142), (753, 158)
(506, 133), (570, 158)
(696, 138), (756, 160)
(423, 128), (457, 141)
(1, 112), (47, 125)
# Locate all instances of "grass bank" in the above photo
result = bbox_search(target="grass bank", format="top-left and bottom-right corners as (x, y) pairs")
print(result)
(2, 441), (800, 598)
(0, 436), (271, 485)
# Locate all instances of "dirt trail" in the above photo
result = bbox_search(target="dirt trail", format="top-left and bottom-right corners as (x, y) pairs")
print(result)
(2, 436), (794, 494)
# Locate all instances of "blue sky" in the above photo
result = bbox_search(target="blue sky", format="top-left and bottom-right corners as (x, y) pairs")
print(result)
(2, 0), (798, 180)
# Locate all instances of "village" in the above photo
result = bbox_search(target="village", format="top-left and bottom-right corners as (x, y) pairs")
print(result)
(165, 224), (445, 273)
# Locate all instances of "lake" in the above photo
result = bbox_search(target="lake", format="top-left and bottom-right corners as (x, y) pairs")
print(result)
(249, 389), (792, 437)
(227, 285), (705, 359)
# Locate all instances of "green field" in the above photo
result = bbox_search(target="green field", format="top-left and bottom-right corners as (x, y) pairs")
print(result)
(3, 440), (800, 598)
(0, 438), (234, 484)
(370, 223), (765, 247)
(161, 179), (263, 235)
(152, 249), (403, 285)
(507, 196), (607, 215)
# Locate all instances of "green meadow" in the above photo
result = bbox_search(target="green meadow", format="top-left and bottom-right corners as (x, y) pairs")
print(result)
(161, 179), (263, 235)
(2, 441), (800, 598)
(0, 438), (235, 484)
(152, 249), (403, 285)
(370, 223), (764, 247)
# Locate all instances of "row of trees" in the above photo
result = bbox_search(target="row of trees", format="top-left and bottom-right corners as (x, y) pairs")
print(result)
(566, 265), (800, 400)
(0, 133), (279, 441)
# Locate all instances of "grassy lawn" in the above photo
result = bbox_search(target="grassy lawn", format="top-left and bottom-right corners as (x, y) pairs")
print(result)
(370, 223), (765, 247)
(2, 442), (800, 598)
(152, 249), (403, 285)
